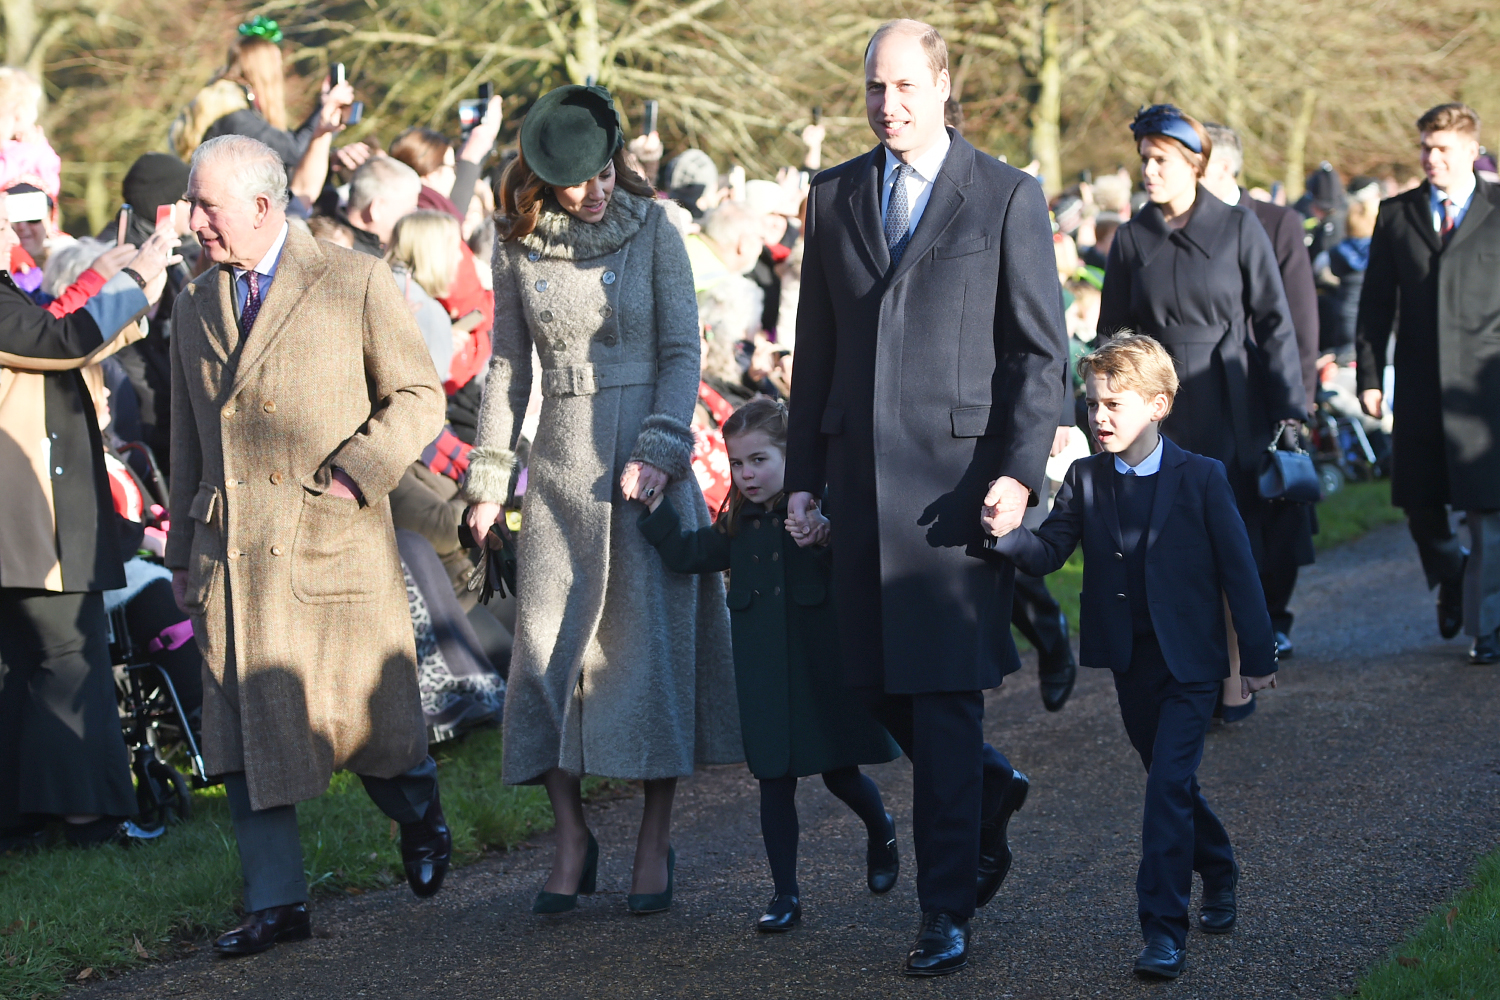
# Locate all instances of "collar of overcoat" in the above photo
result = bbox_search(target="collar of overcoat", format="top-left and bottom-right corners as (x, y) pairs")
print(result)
(849, 127), (974, 283)
(204, 224), (332, 399)
(1131, 185), (1228, 264)
(1093, 434), (1187, 552)
(1442, 175), (1498, 256)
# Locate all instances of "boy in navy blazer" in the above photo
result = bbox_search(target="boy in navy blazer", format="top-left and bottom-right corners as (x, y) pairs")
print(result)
(982, 334), (1277, 980)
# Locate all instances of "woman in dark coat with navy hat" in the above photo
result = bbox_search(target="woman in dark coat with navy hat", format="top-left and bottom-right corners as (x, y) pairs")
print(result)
(1098, 105), (1305, 720)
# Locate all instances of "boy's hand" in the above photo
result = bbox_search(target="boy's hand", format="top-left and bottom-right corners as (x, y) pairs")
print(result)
(1241, 673), (1277, 700)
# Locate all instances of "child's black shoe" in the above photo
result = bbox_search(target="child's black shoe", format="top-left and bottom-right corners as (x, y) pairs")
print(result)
(867, 812), (899, 894)
(757, 894), (801, 933)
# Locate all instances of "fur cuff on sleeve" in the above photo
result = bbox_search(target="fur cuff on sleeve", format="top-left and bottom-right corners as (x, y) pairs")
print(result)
(629, 413), (696, 483)
(461, 446), (517, 505)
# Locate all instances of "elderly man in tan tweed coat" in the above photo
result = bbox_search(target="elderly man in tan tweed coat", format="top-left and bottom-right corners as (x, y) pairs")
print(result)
(165, 135), (447, 956)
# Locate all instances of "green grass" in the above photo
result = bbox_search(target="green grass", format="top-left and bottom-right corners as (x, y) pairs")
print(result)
(1339, 848), (1500, 1000)
(0, 728), (621, 996)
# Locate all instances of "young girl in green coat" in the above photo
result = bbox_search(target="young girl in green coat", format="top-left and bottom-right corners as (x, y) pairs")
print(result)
(639, 397), (902, 933)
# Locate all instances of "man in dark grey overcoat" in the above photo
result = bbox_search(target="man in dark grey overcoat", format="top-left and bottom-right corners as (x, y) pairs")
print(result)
(1357, 102), (1500, 663)
(785, 18), (1067, 976)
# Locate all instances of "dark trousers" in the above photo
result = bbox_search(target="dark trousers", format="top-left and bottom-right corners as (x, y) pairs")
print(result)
(1011, 572), (1068, 666)
(224, 756), (438, 912)
(1260, 563), (1298, 636)
(1405, 506), (1467, 589)
(857, 689), (1013, 918)
(1113, 634), (1235, 948)
(0, 588), (135, 825)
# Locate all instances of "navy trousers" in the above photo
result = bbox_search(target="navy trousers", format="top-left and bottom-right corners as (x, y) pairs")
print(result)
(857, 689), (1014, 918)
(1112, 634), (1235, 948)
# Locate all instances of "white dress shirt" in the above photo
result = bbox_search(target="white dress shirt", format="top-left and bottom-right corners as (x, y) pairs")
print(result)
(880, 130), (953, 240)
(1114, 436), (1164, 477)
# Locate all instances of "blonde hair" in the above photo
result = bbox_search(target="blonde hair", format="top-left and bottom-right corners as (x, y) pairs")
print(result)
(0, 67), (43, 133)
(1079, 334), (1179, 413)
(386, 211), (462, 299)
(171, 36), (286, 159)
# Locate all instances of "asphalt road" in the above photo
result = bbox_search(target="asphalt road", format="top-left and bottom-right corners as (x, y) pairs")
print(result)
(92, 523), (1500, 999)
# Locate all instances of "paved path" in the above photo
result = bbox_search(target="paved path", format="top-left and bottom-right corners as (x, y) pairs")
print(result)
(93, 524), (1500, 998)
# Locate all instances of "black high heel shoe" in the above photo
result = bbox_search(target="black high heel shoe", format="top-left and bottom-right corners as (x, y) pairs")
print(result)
(532, 831), (598, 914)
(867, 812), (899, 894)
(757, 894), (801, 932)
(627, 846), (675, 914)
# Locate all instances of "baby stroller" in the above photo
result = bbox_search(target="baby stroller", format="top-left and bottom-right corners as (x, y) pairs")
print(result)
(1309, 381), (1388, 495)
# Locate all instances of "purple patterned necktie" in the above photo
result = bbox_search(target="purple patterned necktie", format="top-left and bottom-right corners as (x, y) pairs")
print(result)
(241, 269), (263, 332)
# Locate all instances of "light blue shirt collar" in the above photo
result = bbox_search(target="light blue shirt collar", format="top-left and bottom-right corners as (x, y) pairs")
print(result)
(1430, 173), (1477, 234)
(233, 221), (289, 317)
(1114, 436), (1164, 477)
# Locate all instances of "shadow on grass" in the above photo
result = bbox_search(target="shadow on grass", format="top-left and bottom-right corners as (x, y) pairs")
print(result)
(0, 727), (622, 996)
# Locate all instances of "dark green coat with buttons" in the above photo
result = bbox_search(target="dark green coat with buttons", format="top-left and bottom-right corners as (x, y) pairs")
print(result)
(639, 496), (899, 779)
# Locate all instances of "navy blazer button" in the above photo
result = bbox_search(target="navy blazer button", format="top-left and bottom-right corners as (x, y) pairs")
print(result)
(1116, 593), (1126, 600)
(54, 466), (63, 475)
(1114, 551), (1124, 560)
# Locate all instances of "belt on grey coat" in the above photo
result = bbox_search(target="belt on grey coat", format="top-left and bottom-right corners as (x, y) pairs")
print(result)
(540, 362), (657, 398)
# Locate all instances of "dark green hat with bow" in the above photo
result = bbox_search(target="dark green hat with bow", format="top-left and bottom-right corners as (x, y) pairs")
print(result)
(520, 84), (624, 188)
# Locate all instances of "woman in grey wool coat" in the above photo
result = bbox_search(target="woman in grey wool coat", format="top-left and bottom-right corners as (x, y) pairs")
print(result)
(463, 85), (739, 914)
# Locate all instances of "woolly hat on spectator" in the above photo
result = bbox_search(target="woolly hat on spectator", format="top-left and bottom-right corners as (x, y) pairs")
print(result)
(520, 84), (623, 188)
(665, 148), (718, 219)
(122, 153), (190, 219)
(1304, 162), (1344, 212)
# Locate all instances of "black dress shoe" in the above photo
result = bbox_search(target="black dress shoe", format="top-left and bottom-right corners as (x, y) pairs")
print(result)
(1199, 862), (1238, 933)
(1133, 936), (1186, 979)
(1274, 630), (1294, 659)
(867, 812), (899, 894)
(1438, 559), (1466, 639)
(757, 894), (801, 932)
(400, 790), (452, 898)
(213, 904), (311, 956)
(1470, 628), (1500, 665)
(1038, 614), (1077, 712)
(903, 912), (970, 976)
(976, 770), (1029, 908)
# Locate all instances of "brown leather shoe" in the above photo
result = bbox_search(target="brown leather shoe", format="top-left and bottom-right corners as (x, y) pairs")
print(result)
(213, 903), (311, 956)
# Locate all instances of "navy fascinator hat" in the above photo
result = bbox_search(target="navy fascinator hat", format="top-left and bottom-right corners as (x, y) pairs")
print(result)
(1130, 104), (1203, 154)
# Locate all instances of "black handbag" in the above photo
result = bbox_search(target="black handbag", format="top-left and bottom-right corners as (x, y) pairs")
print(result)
(1258, 435), (1321, 503)
(458, 509), (518, 603)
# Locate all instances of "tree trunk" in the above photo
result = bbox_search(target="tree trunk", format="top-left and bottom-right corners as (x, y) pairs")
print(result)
(566, 0), (602, 85)
(2, 0), (35, 69)
(1283, 87), (1317, 201)
(1028, 0), (1062, 197)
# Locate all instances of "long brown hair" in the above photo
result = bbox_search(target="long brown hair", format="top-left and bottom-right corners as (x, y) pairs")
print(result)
(717, 397), (789, 536)
(221, 36), (287, 130)
(497, 145), (654, 242)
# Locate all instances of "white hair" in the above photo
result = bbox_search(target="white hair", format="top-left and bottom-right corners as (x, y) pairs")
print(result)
(347, 157), (421, 213)
(700, 202), (760, 249)
(190, 134), (290, 211)
(42, 237), (111, 299)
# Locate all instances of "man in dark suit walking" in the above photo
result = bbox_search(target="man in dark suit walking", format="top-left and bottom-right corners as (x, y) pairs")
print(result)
(785, 18), (1067, 976)
(1201, 123), (1319, 660)
(1356, 103), (1500, 664)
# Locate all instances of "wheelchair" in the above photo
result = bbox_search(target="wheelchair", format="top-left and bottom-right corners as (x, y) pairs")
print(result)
(109, 605), (206, 831)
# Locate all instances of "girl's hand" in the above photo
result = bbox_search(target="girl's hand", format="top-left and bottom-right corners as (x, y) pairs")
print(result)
(466, 501), (510, 544)
(620, 461), (668, 504)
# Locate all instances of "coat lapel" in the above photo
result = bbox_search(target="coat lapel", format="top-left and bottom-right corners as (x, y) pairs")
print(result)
(888, 135), (970, 284)
(1408, 183), (1442, 254)
(1145, 438), (1186, 551)
(1090, 456), (1124, 550)
(849, 147), (891, 277)
(1443, 178), (1496, 255)
(198, 267), (235, 366)
(227, 227), (330, 400)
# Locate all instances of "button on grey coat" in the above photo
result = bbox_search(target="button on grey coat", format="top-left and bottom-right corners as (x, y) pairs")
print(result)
(464, 190), (740, 784)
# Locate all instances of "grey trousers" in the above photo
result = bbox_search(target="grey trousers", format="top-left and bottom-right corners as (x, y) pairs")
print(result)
(223, 756), (438, 912)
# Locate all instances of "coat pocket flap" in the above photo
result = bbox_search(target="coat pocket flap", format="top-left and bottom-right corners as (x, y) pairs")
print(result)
(789, 582), (827, 606)
(950, 405), (992, 437)
(934, 235), (990, 259)
(820, 407), (845, 435)
(188, 483), (219, 524)
(725, 589), (754, 611)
